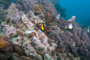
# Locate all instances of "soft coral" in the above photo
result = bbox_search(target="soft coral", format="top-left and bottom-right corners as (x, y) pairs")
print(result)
(0, 35), (6, 48)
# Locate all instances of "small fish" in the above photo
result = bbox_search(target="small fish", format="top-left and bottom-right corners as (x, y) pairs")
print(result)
(41, 24), (44, 31)
(87, 29), (89, 33)
(68, 23), (73, 29)
(87, 26), (90, 33)
(67, 16), (76, 23)
(71, 16), (76, 21)
(56, 14), (60, 20)
(67, 19), (71, 23)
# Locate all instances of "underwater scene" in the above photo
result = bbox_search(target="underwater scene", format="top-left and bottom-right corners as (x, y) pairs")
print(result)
(0, 0), (90, 60)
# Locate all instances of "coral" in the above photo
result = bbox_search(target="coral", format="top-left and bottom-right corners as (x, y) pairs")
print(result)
(48, 21), (90, 60)
(35, 55), (42, 60)
(21, 14), (34, 29)
(33, 4), (42, 14)
(0, 36), (5, 48)
(51, 4), (54, 16)
(45, 15), (51, 23)
(0, 10), (5, 24)
(7, 3), (20, 21)
(28, 10), (45, 24)
(39, 4), (46, 16)
(16, 22), (27, 31)
(4, 25), (16, 37)
(0, 0), (90, 60)
(0, 35), (32, 60)
(0, 0), (13, 8)
(11, 36), (22, 46)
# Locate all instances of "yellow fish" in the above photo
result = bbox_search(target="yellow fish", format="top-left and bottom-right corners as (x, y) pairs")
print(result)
(41, 24), (44, 31)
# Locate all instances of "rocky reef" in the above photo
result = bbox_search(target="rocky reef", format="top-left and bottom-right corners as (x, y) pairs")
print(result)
(0, 0), (90, 60)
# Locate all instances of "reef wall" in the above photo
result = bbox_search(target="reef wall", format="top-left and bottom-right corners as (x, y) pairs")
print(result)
(0, 0), (90, 60)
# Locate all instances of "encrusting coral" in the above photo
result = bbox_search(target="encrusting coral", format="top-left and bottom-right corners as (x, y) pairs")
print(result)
(7, 3), (20, 21)
(0, 3), (58, 60)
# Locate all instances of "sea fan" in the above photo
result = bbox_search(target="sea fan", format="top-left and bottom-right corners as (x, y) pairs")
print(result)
(39, 4), (45, 16)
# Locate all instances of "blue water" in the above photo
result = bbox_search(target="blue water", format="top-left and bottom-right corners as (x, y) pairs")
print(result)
(57, 0), (90, 26)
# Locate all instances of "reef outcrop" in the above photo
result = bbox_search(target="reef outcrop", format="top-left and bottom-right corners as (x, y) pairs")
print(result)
(48, 19), (90, 60)
(0, 0), (90, 60)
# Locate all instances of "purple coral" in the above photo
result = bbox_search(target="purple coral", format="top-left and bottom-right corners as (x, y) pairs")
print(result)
(4, 25), (16, 37)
